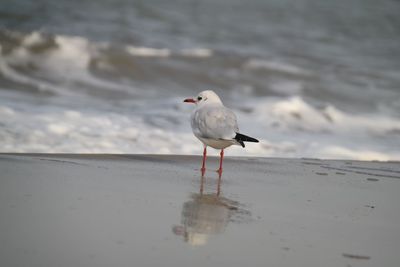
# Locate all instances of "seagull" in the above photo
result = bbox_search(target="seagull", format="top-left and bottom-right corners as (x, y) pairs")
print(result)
(184, 90), (259, 176)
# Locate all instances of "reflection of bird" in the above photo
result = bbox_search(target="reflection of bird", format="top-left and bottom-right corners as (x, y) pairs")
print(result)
(173, 193), (238, 246)
(173, 175), (249, 246)
(184, 90), (258, 176)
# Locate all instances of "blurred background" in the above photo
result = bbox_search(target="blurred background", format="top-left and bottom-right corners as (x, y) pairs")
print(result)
(0, 0), (399, 160)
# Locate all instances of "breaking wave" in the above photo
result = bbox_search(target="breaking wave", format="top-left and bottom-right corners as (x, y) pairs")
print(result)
(0, 31), (214, 98)
(1, 94), (399, 161)
(1, 30), (399, 161)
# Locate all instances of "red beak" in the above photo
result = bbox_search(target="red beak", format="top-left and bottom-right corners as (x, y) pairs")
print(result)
(183, 98), (196, 103)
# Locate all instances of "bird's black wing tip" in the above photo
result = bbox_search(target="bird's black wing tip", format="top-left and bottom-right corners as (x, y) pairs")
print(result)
(234, 132), (258, 147)
(239, 140), (245, 148)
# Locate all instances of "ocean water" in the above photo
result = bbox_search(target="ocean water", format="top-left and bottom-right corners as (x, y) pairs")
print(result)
(1, 0), (400, 160)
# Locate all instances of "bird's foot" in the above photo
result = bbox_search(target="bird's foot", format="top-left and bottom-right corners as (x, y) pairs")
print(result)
(216, 168), (223, 177)
(200, 167), (206, 177)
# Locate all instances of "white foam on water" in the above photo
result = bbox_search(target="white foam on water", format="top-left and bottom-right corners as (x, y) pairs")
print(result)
(0, 43), (73, 95)
(0, 32), (140, 96)
(1, 95), (398, 162)
(1, 86), (399, 161)
(126, 45), (171, 57)
(243, 59), (313, 77)
(253, 96), (400, 135)
(126, 45), (213, 58)
(21, 31), (45, 47)
(37, 34), (131, 93)
(49, 35), (92, 76)
(247, 96), (400, 160)
(0, 103), (199, 154)
(180, 48), (213, 58)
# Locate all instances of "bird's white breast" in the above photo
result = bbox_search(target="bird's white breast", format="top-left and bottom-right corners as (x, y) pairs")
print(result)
(190, 103), (239, 149)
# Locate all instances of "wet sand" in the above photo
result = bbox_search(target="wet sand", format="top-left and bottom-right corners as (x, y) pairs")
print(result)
(0, 154), (399, 267)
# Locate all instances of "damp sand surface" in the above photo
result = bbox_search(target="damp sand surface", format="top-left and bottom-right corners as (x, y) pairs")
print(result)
(0, 154), (399, 267)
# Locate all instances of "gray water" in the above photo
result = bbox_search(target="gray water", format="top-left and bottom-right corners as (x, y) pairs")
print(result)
(1, 0), (400, 159)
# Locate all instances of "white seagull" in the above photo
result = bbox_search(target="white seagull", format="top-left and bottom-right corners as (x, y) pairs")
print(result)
(184, 90), (259, 176)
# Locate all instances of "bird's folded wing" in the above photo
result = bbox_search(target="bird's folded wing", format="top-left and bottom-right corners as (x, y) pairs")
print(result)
(192, 105), (239, 140)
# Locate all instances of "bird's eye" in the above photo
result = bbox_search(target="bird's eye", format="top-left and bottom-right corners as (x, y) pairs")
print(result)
(197, 96), (202, 101)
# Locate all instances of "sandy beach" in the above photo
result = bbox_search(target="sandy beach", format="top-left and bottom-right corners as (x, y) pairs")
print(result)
(0, 153), (399, 267)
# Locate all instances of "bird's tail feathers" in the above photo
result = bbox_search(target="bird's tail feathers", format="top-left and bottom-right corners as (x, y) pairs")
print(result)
(234, 133), (259, 148)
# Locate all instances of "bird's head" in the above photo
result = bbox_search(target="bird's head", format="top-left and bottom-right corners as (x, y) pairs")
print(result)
(184, 90), (223, 106)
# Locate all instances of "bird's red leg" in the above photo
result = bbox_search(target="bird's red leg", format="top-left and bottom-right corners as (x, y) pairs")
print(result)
(217, 149), (224, 177)
(201, 146), (207, 176)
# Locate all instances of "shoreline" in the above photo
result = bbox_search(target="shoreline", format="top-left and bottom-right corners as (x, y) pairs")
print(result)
(2, 152), (399, 162)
